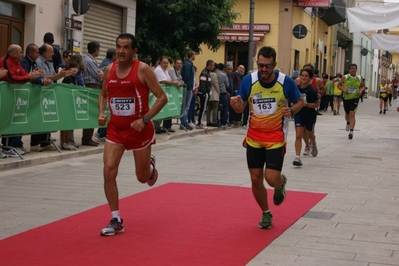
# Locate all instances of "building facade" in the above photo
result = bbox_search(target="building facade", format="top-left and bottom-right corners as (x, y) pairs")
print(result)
(0, 0), (136, 63)
(195, 0), (346, 78)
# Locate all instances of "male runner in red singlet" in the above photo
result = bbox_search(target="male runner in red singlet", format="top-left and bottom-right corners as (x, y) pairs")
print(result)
(98, 33), (167, 236)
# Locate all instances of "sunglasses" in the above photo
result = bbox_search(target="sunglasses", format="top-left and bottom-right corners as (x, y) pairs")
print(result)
(257, 62), (274, 69)
(64, 54), (72, 58)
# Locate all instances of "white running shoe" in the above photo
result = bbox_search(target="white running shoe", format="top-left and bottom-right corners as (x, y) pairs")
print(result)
(303, 146), (310, 156)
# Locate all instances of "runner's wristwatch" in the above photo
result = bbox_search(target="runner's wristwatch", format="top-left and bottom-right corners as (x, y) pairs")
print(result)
(142, 116), (149, 124)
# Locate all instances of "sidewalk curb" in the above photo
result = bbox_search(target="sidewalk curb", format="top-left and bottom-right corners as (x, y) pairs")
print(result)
(0, 126), (230, 172)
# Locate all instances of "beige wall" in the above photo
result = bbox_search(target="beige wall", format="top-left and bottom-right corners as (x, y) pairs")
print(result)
(17, 0), (135, 54)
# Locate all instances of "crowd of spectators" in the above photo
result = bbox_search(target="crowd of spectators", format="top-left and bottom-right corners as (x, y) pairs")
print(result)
(1, 33), (252, 158)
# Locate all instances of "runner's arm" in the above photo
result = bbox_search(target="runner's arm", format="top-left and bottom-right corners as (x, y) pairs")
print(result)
(98, 64), (112, 126)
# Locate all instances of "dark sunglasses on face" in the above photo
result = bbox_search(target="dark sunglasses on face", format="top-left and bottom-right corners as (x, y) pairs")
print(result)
(64, 54), (72, 58)
(257, 62), (274, 69)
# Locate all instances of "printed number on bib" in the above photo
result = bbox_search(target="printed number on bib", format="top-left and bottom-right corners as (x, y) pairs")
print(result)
(253, 97), (277, 115)
(347, 86), (356, 94)
(110, 97), (135, 116)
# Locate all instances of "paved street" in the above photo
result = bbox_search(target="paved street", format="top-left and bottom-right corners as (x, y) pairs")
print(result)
(1, 96), (399, 265)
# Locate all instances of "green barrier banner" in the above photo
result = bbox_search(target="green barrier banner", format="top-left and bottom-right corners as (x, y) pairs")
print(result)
(0, 82), (182, 135)
(150, 84), (183, 121)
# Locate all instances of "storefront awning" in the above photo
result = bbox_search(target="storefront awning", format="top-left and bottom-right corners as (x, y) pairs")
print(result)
(218, 32), (265, 43)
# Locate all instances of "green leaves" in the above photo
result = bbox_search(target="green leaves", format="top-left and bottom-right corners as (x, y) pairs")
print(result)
(136, 0), (239, 62)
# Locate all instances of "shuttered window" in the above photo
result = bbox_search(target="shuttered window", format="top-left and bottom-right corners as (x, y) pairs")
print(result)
(82, 0), (122, 63)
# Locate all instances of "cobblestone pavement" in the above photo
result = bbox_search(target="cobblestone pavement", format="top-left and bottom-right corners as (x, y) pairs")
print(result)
(1, 97), (399, 265)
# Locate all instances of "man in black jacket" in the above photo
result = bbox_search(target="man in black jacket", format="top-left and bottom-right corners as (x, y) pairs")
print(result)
(196, 60), (214, 129)
(20, 43), (52, 152)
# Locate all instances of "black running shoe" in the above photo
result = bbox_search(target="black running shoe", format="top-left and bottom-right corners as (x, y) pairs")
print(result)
(100, 218), (125, 236)
(273, 174), (287, 206)
(258, 211), (273, 229)
(348, 131), (353, 139)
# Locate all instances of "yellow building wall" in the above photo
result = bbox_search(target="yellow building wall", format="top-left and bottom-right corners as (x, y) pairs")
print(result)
(290, 7), (312, 72)
(195, 0), (281, 72)
(195, 0), (332, 75)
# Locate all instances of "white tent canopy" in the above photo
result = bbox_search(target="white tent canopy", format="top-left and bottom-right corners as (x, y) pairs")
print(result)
(372, 33), (399, 53)
(346, 3), (399, 33)
(347, 3), (399, 52)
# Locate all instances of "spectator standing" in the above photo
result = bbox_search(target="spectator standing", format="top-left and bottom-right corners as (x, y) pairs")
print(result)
(95, 48), (117, 142)
(61, 61), (80, 150)
(153, 56), (180, 133)
(196, 60), (214, 129)
(225, 65), (234, 124)
(36, 44), (73, 82)
(180, 51), (196, 130)
(216, 63), (230, 127)
(35, 43), (75, 151)
(206, 63), (219, 127)
(229, 64), (245, 126)
(43, 32), (62, 73)
(0, 44), (44, 157)
(168, 58), (187, 130)
(82, 41), (103, 146)
(187, 66), (199, 128)
(20, 43), (52, 153)
(69, 54), (85, 86)
(99, 48), (116, 71)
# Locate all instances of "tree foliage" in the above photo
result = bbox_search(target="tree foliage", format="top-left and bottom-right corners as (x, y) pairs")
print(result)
(135, 0), (239, 63)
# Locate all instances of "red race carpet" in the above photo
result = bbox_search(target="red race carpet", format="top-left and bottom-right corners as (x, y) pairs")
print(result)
(0, 182), (325, 266)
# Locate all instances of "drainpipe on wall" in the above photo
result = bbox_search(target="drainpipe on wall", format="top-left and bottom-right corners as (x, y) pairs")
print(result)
(247, 0), (255, 72)
(70, 0), (81, 52)
(63, 0), (69, 51)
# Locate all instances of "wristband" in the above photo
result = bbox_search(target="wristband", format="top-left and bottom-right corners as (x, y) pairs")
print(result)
(237, 99), (244, 109)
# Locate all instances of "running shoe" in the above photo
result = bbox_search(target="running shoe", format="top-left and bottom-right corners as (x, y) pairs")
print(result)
(311, 144), (318, 157)
(345, 123), (350, 131)
(5, 150), (19, 158)
(147, 155), (158, 186)
(195, 123), (207, 129)
(379, 110), (382, 114)
(258, 211), (273, 229)
(303, 146), (310, 156)
(100, 218), (125, 236)
(15, 148), (26, 155)
(61, 143), (77, 150)
(348, 131), (353, 140)
(293, 157), (302, 166)
(273, 174), (287, 206)
(383, 109), (386, 114)
(69, 140), (80, 148)
(0, 150), (7, 158)
(30, 145), (43, 152)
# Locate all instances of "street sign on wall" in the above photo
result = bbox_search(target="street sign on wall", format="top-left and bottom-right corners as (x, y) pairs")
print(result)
(298, 0), (329, 7)
(65, 18), (82, 31)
